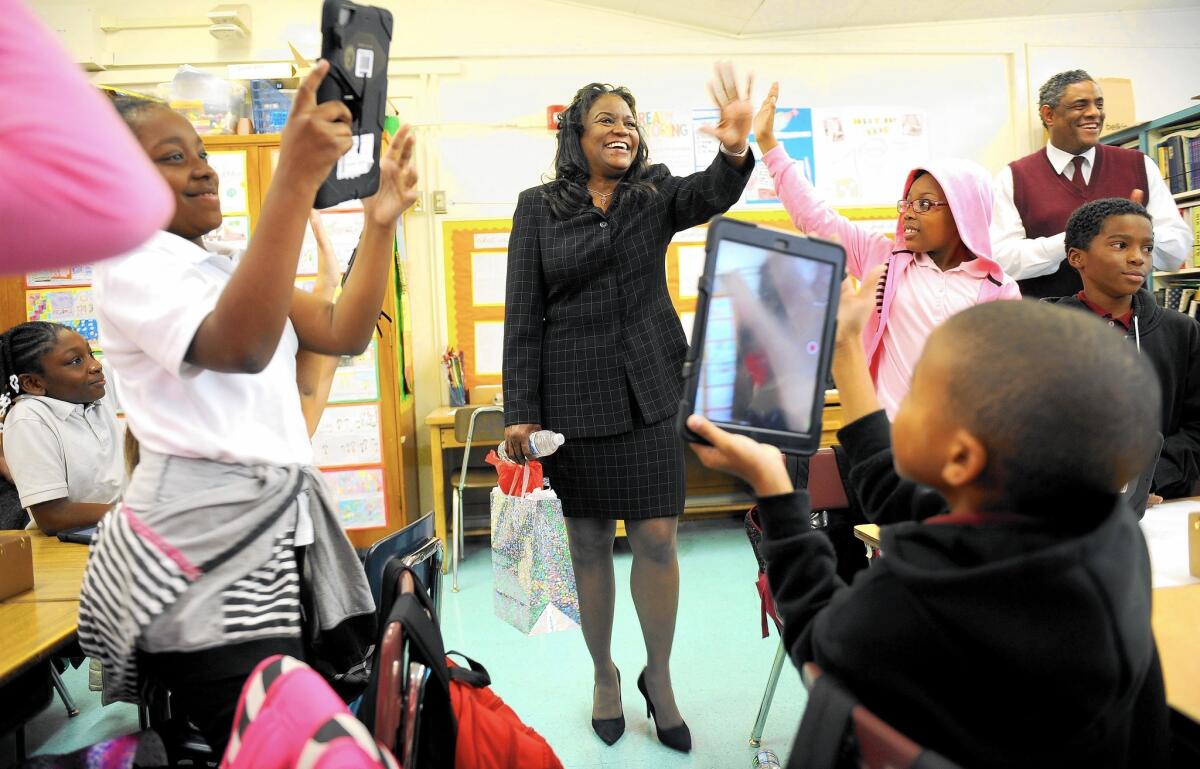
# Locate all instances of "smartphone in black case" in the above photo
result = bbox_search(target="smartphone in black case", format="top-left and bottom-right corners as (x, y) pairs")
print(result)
(314, 0), (393, 209)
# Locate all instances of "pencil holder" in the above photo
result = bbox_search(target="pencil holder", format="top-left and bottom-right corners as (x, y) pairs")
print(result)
(449, 386), (467, 407)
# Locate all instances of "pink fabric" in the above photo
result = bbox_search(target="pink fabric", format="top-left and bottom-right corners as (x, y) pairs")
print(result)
(221, 655), (397, 769)
(1, 0), (172, 274)
(122, 505), (202, 580)
(763, 146), (1020, 415)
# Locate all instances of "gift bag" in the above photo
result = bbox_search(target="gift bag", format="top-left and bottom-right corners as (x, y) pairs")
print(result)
(491, 465), (580, 636)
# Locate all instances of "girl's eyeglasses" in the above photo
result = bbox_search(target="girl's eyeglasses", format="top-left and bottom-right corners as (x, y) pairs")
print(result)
(897, 199), (950, 215)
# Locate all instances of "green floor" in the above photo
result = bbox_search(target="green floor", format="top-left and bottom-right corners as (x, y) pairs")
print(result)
(5, 517), (806, 769)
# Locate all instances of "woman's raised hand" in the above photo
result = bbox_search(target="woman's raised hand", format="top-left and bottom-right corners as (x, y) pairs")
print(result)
(701, 61), (754, 154)
(276, 60), (353, 192)
(752, 82), (780, 155)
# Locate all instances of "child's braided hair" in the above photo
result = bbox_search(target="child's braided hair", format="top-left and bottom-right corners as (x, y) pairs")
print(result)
(0, 322), (69, 429)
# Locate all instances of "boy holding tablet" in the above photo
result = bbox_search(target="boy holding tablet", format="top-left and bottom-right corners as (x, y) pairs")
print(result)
(689, 280), (1168, 767)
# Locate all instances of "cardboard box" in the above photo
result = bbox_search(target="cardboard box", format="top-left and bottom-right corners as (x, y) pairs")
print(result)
(1099, 77), (1137, 138)
(0, 534), (33, 601)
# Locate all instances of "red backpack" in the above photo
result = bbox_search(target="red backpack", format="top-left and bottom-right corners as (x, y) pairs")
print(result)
(360, 565), (562, 769)
(448, 657), (562, 769)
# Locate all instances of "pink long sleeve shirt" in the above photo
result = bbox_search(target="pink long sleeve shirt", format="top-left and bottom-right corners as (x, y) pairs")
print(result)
(2, 0), (173, 274)
(762, 145), (1020, 417)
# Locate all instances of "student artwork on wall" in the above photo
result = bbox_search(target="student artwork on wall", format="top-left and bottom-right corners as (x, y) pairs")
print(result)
(812, 107), (930, 206)
(297, 207), (365, 275)
(692, 106), (815, 207)
(321, 465), (388, 529)
(329, 340), (381, 404)
(312, 403), (383, 467)
(207, 151), (249, 215)
(26, 287), (99, 342)
(26, 265), (94, 288)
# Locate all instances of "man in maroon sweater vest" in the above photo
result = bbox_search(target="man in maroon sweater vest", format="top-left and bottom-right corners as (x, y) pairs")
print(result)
(991, 70), (1191, 299)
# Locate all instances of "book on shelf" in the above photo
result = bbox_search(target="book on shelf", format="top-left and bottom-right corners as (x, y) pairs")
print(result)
(1190, 299), (1199, 319)
(1156, 126), (1200, 195)
(1179, 287), (1197, 313)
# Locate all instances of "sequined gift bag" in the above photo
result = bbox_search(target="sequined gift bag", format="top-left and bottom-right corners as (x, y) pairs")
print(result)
(490, 476), (580, 635)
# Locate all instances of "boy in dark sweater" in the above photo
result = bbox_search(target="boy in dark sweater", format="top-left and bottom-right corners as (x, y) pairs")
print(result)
(1046, 197), (1200, 500)
(689, 283), (1169, 768)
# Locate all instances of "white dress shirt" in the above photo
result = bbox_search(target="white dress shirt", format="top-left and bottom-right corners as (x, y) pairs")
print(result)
(991, 142), (1193, 279)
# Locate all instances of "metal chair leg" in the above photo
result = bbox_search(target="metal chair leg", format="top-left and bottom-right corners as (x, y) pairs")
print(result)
(749, 638), (788, 747)
(50, 666), (80, 718)
(451, 488), (461, 592)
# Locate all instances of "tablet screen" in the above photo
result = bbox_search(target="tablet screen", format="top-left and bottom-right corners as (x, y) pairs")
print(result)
(692, 240), (836, 435)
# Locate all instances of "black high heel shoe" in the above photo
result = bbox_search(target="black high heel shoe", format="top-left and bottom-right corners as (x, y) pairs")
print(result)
(591, 668), (625, 745)
(637, 669), (691, 753)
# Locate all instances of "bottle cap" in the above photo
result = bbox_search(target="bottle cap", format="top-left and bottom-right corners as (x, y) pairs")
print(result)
(552, 433), (565, 446)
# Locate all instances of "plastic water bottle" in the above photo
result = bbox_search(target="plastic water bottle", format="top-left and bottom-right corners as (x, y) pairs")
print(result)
(495, 430), (565, 462)
(751, 749), (782, 769)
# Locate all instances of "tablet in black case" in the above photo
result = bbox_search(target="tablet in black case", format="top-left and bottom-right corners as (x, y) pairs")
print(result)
(677, 216), (845, 456)
(314, 0), (393, 209)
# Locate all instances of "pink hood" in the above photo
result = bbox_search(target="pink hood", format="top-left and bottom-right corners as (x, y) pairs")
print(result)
(894, 157), (999, 269)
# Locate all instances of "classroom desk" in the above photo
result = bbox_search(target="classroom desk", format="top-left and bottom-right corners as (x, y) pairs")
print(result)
(0, 601), (81, 685)
(1, 531), (91, 603)
(426, 393), (845, 564)
(0, 530), (88, 685)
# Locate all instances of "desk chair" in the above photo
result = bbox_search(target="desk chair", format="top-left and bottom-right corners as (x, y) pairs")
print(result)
(363, 511), (442, 614)
(795, 663), (962, 769)
(749, 448), (848, 748)
(451, 406), (505, 593)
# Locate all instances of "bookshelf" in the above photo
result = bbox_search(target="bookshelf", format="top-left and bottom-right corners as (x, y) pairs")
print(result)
(1102, 103), (1200, 285)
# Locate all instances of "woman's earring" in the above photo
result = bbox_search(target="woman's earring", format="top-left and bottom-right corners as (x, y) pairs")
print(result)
(8, 374), (17, 392)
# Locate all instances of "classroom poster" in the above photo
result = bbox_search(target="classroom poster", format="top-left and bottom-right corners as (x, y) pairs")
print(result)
(329, 341), (381, 404)
(474, 321), (504, 376)
(471, 252), (507, 306)
(26, 264), (94, 288)
(322, 466), (388, 529)
(207, 151), (249, 214)
(312, 403), (383, 467)
(298, 208), (364, 275)
(811, 107), (929, 206)
(640, 110), (696, 178)
(692, 106), (814, 207)
(26, 287), (99, 342)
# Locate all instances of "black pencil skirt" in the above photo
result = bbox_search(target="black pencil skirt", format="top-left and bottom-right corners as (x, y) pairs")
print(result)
(542, 404), (686, 521)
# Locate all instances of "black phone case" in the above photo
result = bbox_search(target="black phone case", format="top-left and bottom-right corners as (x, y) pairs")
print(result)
(676, 216), (845, 456)
(314, 0), (393, 209)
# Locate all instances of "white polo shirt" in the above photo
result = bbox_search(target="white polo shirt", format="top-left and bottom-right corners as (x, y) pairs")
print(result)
(92, 231), (313, 467)
(4, 396), (124, 508)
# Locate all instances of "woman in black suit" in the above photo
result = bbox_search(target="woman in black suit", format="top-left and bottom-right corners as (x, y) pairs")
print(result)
(502, 62), (754, 752)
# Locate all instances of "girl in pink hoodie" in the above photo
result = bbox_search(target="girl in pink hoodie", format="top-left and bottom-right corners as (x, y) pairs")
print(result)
(754, 84), (1020, 417)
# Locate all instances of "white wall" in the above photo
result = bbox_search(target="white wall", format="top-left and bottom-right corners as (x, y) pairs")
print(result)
(32, 0), (1200, 513)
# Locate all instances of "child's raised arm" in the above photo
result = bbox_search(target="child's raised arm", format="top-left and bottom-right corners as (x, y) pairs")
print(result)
(289, 124), (419, 357)
(185, 61), (353, 373)
(754, 83), (894, 278)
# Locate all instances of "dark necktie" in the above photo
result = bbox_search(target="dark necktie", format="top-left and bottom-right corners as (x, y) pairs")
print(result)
(1070, 156), (1087, 191)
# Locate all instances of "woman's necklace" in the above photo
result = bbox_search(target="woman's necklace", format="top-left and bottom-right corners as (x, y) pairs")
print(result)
(588, 187), (614, 206)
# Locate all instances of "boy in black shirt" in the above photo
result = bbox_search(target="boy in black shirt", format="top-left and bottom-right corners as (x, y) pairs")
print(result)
(690, 282), (1168, 768)
(1046, 197), (1200, 500)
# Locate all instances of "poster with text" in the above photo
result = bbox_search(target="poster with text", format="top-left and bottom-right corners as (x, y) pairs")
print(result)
(811, 107), (929, 206)
(298, 209), (364, 275)
(640, 110), (696, 178)
(26, 264), (94, 288)
(312, 403), (383, 467)
(692, 107), (814, 207)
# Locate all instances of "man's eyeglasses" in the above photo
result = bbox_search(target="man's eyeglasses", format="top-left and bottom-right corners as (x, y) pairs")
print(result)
(897, 199), (950, 215)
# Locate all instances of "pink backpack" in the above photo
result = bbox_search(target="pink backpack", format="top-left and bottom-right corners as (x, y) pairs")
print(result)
(221, 655), (399, 769)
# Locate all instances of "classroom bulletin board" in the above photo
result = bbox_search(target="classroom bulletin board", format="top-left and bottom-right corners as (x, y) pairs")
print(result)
(442, 205), (895, 394)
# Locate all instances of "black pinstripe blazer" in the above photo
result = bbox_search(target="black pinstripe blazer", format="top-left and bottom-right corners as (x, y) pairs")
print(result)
(502, 153), (754, 438)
